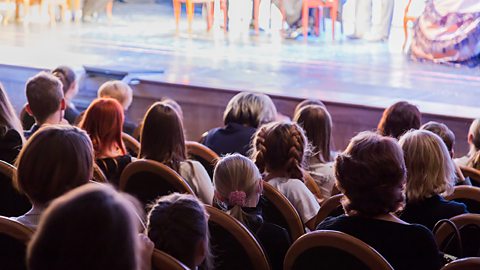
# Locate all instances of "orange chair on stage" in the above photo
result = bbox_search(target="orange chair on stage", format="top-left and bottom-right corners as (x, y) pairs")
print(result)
(402, 0), (417, 50)
(301, 0), (339, 40)
(173, 0), (227, 32)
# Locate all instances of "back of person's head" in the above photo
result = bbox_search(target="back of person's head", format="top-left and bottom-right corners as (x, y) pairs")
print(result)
(51, 66), (76, 96)
(28, 184), (140, 270)
(335, 131), (406, 217)
(160, 97), (184, 120)
(25, 72), (64, 124)
(466, 119), (480, 169)
(14, 125), (93, 205)
(399, 129), (454, 202)
(147, 193), (210, 269)
(139, 102), (186, 172)
(0, 83), (24, 139)
(252, 121), (307, 179)
(79, 98), (126, 157)
(213, 154), (262, 224)
(97, 80), (133, 110)
(293, 105), (332, 163)
(420, 121), (455, 157)
(223, 92), (277, 128)
(377, 101), (421, 139)
(293, 99), (325, 117)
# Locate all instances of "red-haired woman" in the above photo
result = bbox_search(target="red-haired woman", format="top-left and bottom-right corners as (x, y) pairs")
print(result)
(79, 98), (132, 186)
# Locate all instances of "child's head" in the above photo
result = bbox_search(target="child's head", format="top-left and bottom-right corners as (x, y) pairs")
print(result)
(139, 102), (186, 171)
(51, 66), (78, 101)
(97, 80), (133, 111)
(420, 121), (455, 158)
(213, 154), (262, 224)
(25, 72), (65, 125)
(28, 184), (142, 270)
(251, 122), (308, 179)
(79, 98), (126, 157)
(399, 129), (454, 202)
(294, 105), (332, 163)
(14, 125), (93, 206)
(147, 193), (210, 269)
(377, 101), (421, 139)
(223, 92), (277, 128)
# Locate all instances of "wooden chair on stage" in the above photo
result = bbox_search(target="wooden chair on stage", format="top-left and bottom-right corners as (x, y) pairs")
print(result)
(173, 0), (227, 32)
(301, 0), (339, 40)
(0, 0), (16, 25)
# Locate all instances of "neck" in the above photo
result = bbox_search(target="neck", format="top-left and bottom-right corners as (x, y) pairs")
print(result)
(40, 111), (63, 126)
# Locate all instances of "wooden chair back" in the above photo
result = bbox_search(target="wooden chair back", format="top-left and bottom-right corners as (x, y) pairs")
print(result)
(122, 132), (140, 156)
(460, 166), (480, 187)
(206, 205), (271, 270)
(444, 185), (480, 213)
(441, 257), (480, 270)
(314, 194), (344, 227)
(0, 161), (31, 217)
(434, 213), (480, 258)
(92, 163), (108, 183)
(284, 230), (394, 270)
(0, 216), (34, 270)
(119, 160), (194, 206)
(186, 141), (219, 178)
(262, 181), (305, 241)
(151, 248), (190, 270)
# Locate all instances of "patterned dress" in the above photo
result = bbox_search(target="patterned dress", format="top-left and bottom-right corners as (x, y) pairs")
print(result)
(410, 0), (480, 66)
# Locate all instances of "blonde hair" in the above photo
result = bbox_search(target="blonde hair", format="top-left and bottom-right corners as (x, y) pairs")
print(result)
(97, 81), (133, 110)
(251, 122), (307, 180)
(213, 154), (262, 224)
(467, 119), (480, 169)
(399, 130), (454, 202)
(0, 83), (24, 142)
(223, 92), (277, 128)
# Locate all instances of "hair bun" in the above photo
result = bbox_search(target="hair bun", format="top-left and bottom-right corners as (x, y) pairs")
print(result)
(228, 191), (246, 207)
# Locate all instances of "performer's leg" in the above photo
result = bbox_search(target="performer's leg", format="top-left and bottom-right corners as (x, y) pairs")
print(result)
(354, 0), (372, 38)
(272, 0), (302, 28)
(377, 0), (394, 39)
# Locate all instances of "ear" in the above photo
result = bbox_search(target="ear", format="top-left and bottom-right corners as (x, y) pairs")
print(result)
(60, 98), (66, 110)
(193, 238), (207, 267)
(25, 104), (33, 116)
(468, 133), (473, 144)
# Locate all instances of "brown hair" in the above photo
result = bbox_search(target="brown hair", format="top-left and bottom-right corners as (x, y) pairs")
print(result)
(14, 125), (93, 205)
(25, 72), (64, 124)
(377, 101), (421, 139)
(420, 121), (455, 155)
(139, 102), (186, 172)
(294, 105), (332, 163)
(28, 184), (140, 270)
(79, 98), (126, 158)
(293, 99), (325, 117)
(0, 83), (24, 141)
(335, 131), (406, 217)
(51, 66), (76, 95)
(147, 193), (211, 270)
(251, 122), (307, 180)
(223, 92), (277, 128)
(399, 129), (455, 202)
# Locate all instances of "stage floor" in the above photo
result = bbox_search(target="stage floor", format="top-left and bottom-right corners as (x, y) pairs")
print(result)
(1, 0), (480, 119)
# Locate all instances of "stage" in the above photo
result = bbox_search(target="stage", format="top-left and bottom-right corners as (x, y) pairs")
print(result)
(0, 0), (479, 154)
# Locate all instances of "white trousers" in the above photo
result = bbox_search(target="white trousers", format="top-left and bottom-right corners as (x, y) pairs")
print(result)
(353, 0), (394, 38)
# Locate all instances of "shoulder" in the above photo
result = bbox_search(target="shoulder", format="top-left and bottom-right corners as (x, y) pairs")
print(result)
(316, 215), (347, 230)
(440, 197), (469, 213)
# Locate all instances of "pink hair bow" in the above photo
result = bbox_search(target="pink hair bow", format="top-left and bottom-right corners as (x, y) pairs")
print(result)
(228, 191), (246, 207)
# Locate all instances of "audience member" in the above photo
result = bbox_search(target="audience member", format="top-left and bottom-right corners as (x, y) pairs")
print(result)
(293, 99), (325, 117)
(28, 183), (154, 270)
(97, 80), (136, 135)
(316, 131), (441, 270)
(146, 193), (211, 270)
(377, 101), (421, 139)
(51, 66), (80, 124)
(79, 98), (132, 186)
(202, 92), (277, 156)
(421, 121), (471, 186)
(23, 72), (66, 139)
(455, 118), (480, 169)
(251, 121), (320, 230)
(13, 125), (93, 229)
(294, 105), (336, 199)
(139, 102), (214, 204)
(213, 154), (290, 270)
(0, 83), (24, 164)
(399, 129), (468, 230)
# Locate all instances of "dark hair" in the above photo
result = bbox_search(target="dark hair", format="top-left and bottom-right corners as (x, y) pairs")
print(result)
(293, 99), (325, 117)
(335, 131), (406, 217)
(139, 102), (186, 172)
(28, 184), (140, 270)
(14, 125), (93, 205)
(147, 193), (211, 269)
(25, 72), (64, 124)
(79, 98), (126, 157)
(420, 121), (455, 153)
(0, 83), (24, 140)
(377, 101), (421, 139)
(251, 122), (307, 179)
(294, 105), (332, 163)
(51, 66), (76, 95)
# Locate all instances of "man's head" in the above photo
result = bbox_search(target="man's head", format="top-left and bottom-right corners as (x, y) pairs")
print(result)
(25, 72), (65, 125)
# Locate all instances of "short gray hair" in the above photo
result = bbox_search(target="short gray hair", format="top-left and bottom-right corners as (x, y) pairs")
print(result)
(223, 92), (277, 128)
